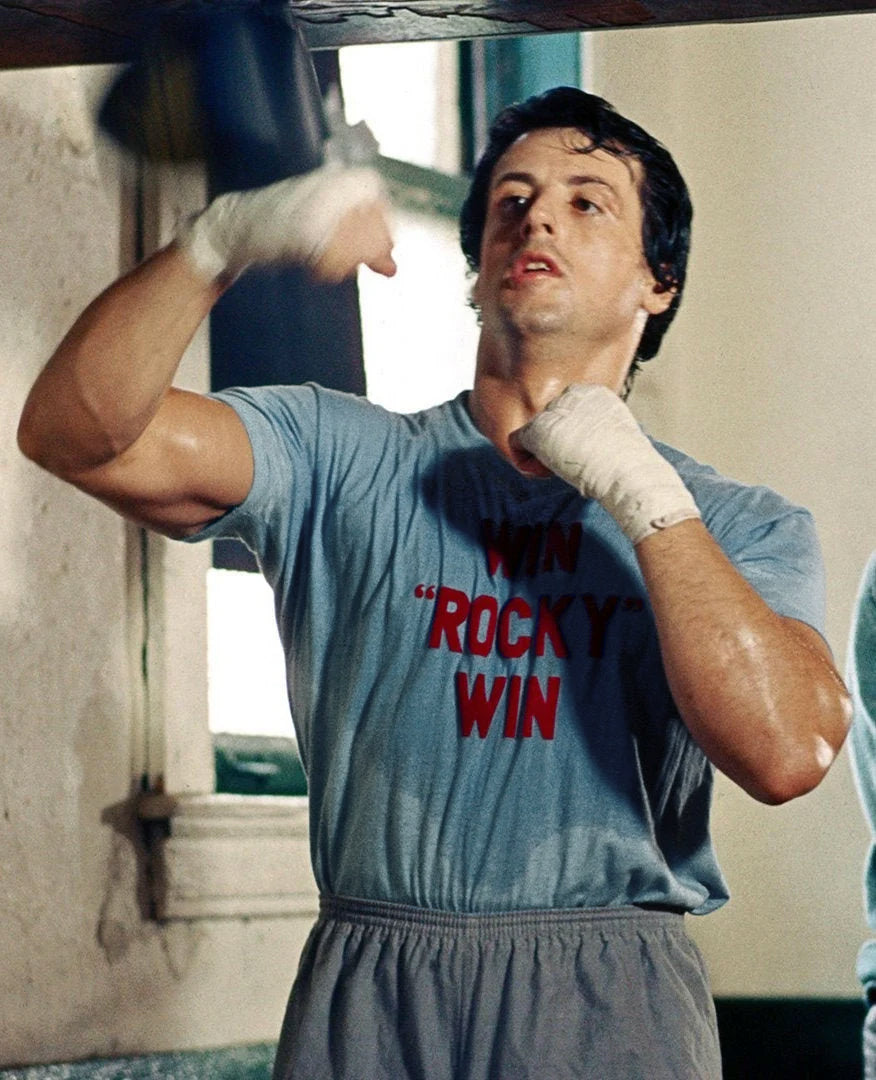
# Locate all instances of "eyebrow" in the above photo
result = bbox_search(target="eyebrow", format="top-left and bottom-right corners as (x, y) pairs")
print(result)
(492, 170), (620, 196)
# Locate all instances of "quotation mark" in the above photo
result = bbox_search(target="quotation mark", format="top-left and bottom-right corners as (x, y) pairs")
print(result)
(415, 584), (437, 599)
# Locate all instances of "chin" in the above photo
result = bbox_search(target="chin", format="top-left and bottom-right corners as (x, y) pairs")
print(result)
(519, 312), (573, 336)
(503, 302), (572, 336)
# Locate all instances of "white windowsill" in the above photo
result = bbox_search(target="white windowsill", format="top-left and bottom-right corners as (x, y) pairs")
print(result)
(138, 793), (318, 921)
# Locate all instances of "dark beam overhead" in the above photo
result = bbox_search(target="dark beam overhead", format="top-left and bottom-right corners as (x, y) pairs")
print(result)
(1, 0), (874, 71)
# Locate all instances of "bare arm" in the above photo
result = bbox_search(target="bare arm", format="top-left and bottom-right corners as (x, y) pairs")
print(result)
(18, 167), (396, 538)
(17, 243), (251, 538)
(514, 383), (851, 804)
(636, 519), (851, 804)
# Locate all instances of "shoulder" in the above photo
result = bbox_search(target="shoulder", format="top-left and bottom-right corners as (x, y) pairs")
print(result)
(211, 382), (374, 427)
(208, 383), (393, 457)
(650, 437), (815, 537)
(213, 383), (463, 433)
(651, 437), (826, 629)
(209, 384), (471, 481)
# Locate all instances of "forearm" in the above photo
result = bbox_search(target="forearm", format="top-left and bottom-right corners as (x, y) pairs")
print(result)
(515, 384), (851, 803)
(19, 163), (395, 483)
(18, 243), (224, 477)
(636, 519), (851, 803)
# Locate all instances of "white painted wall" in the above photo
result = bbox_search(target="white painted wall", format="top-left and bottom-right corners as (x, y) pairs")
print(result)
(0, 67), (313, 1068)
(588, 15), (876, 996)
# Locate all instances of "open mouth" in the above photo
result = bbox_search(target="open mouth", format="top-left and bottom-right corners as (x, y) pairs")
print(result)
(508, 251), (560, 284)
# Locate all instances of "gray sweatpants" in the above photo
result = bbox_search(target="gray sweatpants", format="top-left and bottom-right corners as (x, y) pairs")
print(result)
(273, 896), (722, 1080)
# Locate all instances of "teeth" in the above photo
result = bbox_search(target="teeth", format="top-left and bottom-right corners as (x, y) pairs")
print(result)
(525, 260), (550, 271)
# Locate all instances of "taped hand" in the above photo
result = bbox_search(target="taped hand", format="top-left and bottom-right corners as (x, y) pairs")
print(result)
(177, 163), (396, 282)
(511, 383), (701, 545)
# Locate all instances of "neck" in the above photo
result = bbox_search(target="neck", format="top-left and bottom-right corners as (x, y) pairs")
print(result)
(469, 330), (632, 463)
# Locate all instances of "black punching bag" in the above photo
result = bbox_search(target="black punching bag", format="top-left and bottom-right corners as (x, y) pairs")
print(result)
(98, 3), (366, 396)
(99, 5), (368, 569)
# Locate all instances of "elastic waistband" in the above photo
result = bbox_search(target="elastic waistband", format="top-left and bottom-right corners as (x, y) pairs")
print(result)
(319, 895), (684, 939)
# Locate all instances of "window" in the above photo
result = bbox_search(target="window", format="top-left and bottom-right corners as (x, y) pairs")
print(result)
(207, 40), (476, 759)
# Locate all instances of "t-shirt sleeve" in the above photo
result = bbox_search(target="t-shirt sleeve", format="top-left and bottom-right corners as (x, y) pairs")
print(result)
(661, 447), (828, 636)
(709, 487), (826, 634)
(180, 383), (321, 567)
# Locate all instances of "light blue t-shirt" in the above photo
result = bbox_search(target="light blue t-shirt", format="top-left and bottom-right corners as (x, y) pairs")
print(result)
(191, 385), (826, 915)
(847, 553), (876, 996)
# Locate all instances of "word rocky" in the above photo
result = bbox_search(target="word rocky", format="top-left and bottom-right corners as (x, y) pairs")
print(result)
(417, 518), (645, 741)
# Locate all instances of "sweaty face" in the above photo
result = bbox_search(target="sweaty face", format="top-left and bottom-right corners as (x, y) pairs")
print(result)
(472, 127), (671, 361)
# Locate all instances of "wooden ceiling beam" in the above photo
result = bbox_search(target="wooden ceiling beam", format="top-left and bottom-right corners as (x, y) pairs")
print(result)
(1, 1), (873, 71)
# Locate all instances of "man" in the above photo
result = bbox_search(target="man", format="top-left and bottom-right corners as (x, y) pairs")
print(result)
(847, 553), (876, 1078)
(18, 87), (850, 1079)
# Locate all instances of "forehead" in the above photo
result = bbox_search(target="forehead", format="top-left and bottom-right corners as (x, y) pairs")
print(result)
(491, 126), (643, 195)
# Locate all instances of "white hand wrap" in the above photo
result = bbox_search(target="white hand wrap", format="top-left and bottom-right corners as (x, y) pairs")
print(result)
(177, 163), (383, 280)
(516, 383), (701, 545)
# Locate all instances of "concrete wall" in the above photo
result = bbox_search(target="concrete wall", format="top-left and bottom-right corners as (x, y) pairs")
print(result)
(588, 14), (876, 996)
(0, 67), (312, 1068)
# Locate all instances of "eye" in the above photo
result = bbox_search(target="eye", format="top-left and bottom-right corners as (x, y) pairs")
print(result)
(573, 195), (601, 214)
(495, 194), (530, 221)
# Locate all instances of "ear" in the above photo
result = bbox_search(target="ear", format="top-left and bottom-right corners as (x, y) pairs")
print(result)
(641, 265), (677, 316)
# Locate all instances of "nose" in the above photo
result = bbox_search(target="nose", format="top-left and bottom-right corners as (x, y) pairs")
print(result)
(521, 194), (555, 239)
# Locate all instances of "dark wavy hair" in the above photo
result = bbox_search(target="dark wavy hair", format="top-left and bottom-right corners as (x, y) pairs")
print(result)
(460, 86), (692, 381)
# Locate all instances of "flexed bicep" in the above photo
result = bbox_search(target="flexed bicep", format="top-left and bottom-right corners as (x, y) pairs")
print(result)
(63, 390), (254, 538)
